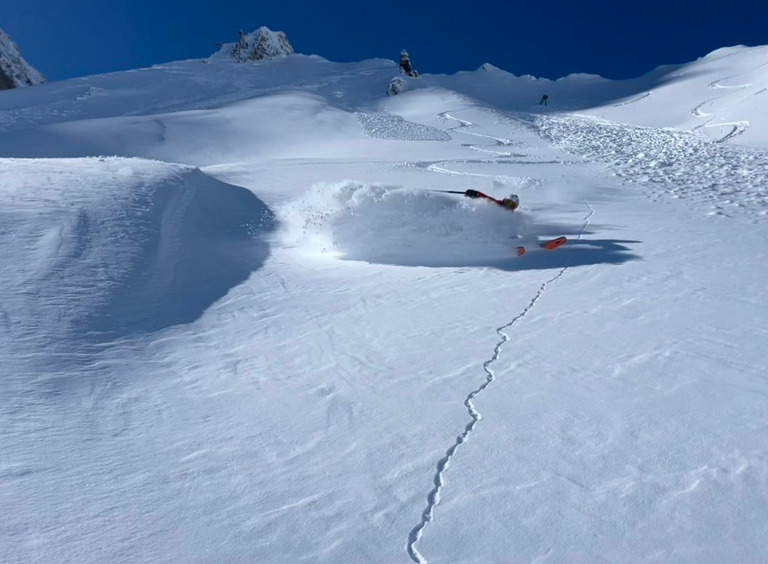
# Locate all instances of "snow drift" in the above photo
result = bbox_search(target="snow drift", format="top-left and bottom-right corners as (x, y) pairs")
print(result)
(0, 158), (274, 359)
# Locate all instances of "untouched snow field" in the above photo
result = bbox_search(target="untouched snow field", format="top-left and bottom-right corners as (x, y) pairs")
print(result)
(1, 46), (768, 563)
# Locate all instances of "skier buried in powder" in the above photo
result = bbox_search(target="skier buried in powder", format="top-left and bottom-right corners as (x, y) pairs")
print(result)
(464, 189), (519, 210)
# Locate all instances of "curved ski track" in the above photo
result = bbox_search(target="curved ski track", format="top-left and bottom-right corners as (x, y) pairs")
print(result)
(407, 112), (573, 179)
(693, 61), (768, 142)
(439, 111), (516, 148)
(406, 110), (595, 563)
(612, 91), (652, 107)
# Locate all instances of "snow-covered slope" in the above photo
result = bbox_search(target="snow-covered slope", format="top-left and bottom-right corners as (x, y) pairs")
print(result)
(0, 28), (45, 89)
(1, 43), (766, 148)
(573, 45), (768, 146)
(421, 44), (768, 147)
(1, 41), (768, 563)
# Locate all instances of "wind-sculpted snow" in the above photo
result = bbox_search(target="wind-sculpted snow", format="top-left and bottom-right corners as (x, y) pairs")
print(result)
(538, 115), (768, 218)
(0, 158), (274, 362)
(357, 112), (451, 141)
(277, 181), (531, 267)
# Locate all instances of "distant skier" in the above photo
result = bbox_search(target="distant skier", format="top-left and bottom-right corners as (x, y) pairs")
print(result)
(539, 94), (549, 106)
(399, 49), (417, 77)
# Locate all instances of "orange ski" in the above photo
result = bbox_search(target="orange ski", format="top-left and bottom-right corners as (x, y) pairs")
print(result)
(516, 236), (567, 256)
(542, 236), (567, 250)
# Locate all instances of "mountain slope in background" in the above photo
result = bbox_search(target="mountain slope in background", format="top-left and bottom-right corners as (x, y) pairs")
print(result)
(0, 43), (766, 146)
(0, 28), (45, 89)
(1, 36), (767, 563)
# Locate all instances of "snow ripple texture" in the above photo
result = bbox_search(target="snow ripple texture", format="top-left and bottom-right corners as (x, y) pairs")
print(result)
(356, 112), (451, 142)
(538, 115), (768, 218)
(407, 202), (595, 564)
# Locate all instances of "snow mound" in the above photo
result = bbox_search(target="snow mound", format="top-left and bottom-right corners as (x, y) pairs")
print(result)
(277, 181), (531, 267)
(0, 158), (274, 358)
(214, 26), (294, 62)
(0, 28), (45, 89)
(356, 112), (451, 141)
(538, 115), (768, 217)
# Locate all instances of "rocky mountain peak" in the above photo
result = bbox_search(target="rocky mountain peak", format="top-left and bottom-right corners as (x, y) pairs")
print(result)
(0, 28), (45, 90)
(215, 26), (295, 62)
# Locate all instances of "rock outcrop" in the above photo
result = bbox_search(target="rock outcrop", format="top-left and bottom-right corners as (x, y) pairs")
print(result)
(215, 27), (294, 62)
(0, 28), (45, 89)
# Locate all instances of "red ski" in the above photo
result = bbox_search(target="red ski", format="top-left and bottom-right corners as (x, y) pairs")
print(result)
(516, 236), (567, 256)
(542, 236), (567, 250)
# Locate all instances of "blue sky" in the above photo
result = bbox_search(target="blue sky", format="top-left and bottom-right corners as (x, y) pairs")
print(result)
(2, 0), (767, 82)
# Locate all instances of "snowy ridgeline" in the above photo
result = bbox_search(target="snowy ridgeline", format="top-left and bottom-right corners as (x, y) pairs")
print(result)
(0, 28), (45, 89)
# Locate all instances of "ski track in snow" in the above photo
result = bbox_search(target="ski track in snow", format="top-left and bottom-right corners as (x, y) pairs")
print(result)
(407, 202), (594, 564)
(406, 109), (596, 563)
(691, 61), (768, 141)
(439, 111), (518, 147)
(422, 163), (518, 182)
(706, 60), (768, 91)
(704, 120), (750, 143)
(694, 85), (751, 140)
(612, 91), (652, 107)
(708, 80), (751, 90)
(403, 112), (573, 181)
(691, 98), (716, 117)
(460, 143), (514, 157)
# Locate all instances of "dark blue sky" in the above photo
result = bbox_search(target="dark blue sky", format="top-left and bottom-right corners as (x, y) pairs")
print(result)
(2, 0), (767, 83)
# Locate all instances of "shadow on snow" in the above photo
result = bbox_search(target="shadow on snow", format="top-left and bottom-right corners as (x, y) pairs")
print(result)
(85, 170), (276, 340)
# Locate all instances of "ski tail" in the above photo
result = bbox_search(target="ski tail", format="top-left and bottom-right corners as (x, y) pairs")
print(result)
(515, 236), (567, 257)
(541, 236), (567, 250)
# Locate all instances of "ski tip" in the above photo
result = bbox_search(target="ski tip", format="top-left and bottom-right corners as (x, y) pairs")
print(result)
(542, 236), (567, 250)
